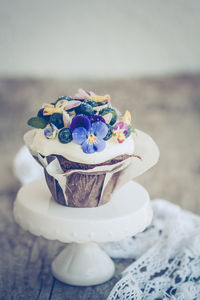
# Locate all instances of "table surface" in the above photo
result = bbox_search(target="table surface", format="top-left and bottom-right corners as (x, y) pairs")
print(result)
(0, 75), (200, 299)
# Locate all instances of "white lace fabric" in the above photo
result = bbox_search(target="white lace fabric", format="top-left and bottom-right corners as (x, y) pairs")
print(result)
(14, 147), (200, 299)
(103, 200), (200, 300)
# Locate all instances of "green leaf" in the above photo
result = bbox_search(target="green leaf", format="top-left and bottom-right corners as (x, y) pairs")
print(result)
(27, 117), (48, 129)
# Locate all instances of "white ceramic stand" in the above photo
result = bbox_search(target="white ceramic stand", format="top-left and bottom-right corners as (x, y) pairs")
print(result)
(14, 178), (153, 286)
(52, 242), (115, 286)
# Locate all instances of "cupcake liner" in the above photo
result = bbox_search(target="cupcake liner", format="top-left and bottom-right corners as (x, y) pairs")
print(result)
(37, 153), (136, 207)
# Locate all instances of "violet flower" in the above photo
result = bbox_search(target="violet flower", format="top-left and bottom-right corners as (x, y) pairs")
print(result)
(113, 121), (129, 143)
(70, 115), (108, 154)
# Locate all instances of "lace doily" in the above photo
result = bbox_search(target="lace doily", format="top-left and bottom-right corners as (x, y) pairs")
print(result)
(103, 200), (200, 300)
(14, 147), (200, 300)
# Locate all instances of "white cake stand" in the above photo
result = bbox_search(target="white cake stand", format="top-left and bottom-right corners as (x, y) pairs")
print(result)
(14, 178), (153, 286)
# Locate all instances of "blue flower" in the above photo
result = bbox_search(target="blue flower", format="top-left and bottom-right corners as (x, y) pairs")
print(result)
(70, 115), (108, 154)
(44, 124), (58, 139)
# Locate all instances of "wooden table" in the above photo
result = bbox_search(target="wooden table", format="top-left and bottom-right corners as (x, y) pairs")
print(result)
(0, 75), (200, 299)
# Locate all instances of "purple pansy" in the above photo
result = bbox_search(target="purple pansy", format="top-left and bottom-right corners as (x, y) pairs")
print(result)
(113, 121), (129, 143)
(70, 115), (91, 132)
(113, 121), (129, 132)
(88, 114), (105, 124)
(70, 115), (108, 154)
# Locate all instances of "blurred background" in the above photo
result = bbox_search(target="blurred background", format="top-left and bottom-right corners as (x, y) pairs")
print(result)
(1, 0), (200, 78)
(0, 1), (200, 297)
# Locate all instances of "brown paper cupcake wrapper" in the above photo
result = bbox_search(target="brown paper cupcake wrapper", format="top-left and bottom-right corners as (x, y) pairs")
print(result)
(36, 153), (138, 207)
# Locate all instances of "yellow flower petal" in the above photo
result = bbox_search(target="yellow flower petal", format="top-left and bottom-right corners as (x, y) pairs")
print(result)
(89, 94), (111, 102)
(122, 110), (131, 125)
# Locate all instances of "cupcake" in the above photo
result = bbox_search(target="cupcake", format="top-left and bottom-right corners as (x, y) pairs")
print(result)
(24, 89), (141, 207)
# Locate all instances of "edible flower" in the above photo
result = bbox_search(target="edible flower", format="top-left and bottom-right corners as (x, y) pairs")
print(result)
(113, 111), (132, 143)
(42, 102), (65, 116)
(74, 89), (96, 100)
(44, 124), (58, 139)
(70, 115), (108, 154)
(89, 94), (110, 103)
(42, 99), (81, 116)
(59, 99), (81, 111)
(74, 88), (110, 103)
(122, 110), (131, 125)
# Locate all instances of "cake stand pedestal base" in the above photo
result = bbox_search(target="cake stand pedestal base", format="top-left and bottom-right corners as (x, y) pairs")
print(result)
(14, 178), (153, 286)
(52, 242), (115, 286)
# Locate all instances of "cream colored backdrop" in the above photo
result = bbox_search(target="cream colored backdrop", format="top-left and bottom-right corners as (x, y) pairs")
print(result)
(0, 0), (199, 78)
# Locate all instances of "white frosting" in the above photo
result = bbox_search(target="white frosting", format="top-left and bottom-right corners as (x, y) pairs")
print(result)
(24, 129), (135, 164)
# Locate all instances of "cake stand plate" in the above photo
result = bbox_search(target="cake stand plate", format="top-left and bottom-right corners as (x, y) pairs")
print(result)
(14, 179), (153, 286)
